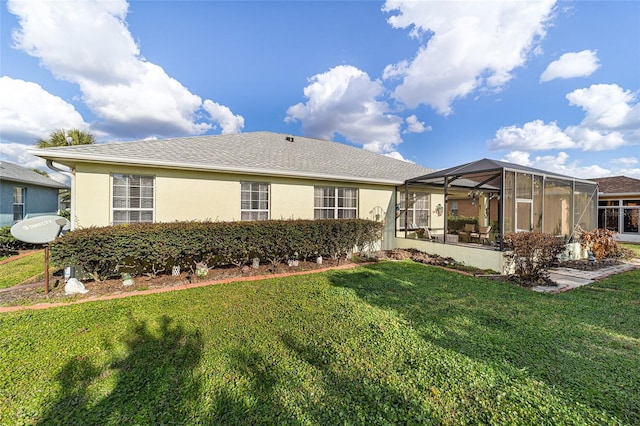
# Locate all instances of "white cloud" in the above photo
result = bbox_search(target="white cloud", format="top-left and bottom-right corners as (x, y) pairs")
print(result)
(610, 157), (638, 167)
(502, 151), (611, 178)
(403, 115), (431, 134)
(202, 100), (245, 134)
(606, 157), (640, 179)
(0, 142), (70, 184)
(285, 65), (404, 154)
(0, 76), (88, 144)
(382, 0), (556, 114)
(490, 84), (640, 152)
(490, 119), (575, 151)
(566, 84), (639, 130)
(7, 0), (243, 139)
(384, 151), (414, 163)
(540, 50), (600, 82)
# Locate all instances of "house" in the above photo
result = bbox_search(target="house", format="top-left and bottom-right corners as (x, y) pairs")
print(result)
(28, 132), (441, 250)
(589, 176), (640, 243)
(0, 161), (69, 227)
(29, 133), (597, 272)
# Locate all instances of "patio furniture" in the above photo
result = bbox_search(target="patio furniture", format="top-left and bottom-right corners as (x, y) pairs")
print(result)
(458, 223), (476, 242)
(470, 226), (492, 244)
(417, 226), (436, 241)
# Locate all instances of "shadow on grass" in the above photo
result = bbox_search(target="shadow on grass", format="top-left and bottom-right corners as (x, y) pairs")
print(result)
(327, 261), (640, 423)
(201, 336), (438, 425)
(37, 315), (203, 425)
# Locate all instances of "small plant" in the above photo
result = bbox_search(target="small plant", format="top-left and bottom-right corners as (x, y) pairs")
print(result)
(503, 232), (566, 285)
(578, 228), (625, 260)
(195, 262), (209, 277)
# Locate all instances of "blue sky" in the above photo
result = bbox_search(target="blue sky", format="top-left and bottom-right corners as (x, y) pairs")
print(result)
(1, 0), (639, 182)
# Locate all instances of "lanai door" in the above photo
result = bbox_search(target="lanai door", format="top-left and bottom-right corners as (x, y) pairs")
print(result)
(515, 172), (533, 232)
(516, 201), (533, 232)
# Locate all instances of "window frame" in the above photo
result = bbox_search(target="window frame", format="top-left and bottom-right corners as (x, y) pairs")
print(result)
(314, 186), (358, 219)
(13, 186), (25, 222)
(397, 191), (431, 230)
(598, 199), (640, 235)
(111, 174), (155, 225)
(240, 181), (270, 221)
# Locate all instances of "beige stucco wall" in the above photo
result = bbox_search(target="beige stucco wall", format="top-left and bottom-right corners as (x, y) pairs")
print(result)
(72, 163), (402, 231)
(394, 237), (506, 273)
(74, 165), (111, 228)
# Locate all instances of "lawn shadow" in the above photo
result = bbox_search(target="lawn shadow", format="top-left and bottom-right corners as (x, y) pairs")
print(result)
(37, 315), (203, 425)
(202, 334), (438, 424)
(326, 261), (640, 423)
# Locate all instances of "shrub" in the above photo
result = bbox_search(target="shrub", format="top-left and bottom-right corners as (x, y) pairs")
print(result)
(447, 215), (477, 233)
(578, 228), (627, 260)
(503, 232), (566, 284)
(50, 219), (382, 281)
(0, 227), (42, 257)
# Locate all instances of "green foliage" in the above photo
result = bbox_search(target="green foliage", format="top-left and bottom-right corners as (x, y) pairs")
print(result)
(50, 219), (382, 281)
(36, 128), (95, 148)
(503, 232), (566, 283)
(0, 227), (41, 257)
(1, 262), (638, 424)
(447, 215), (477, 232)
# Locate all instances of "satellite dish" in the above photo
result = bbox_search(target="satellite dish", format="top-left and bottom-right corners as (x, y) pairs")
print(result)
(10, 215), (70, 244)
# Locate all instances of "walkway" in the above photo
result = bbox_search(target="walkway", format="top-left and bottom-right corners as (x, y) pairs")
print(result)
(534, 260), (640, 294)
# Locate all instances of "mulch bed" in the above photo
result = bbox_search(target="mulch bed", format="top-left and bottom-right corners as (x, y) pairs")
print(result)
(0, 259), (350, 307)
(558, 258), (621, 271)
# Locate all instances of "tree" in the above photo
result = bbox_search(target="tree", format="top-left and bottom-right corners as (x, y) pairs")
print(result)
(31, 168), (50, 177)
(36, 128), (95, 148)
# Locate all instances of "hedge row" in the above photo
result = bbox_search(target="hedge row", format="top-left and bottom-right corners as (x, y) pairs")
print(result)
(0, 227), (42, 257)
(50, 219), (382, 281)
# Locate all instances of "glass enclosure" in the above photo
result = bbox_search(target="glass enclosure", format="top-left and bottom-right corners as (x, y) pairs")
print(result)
(501, 172), (596, 238)
(402, 159), (599, 248)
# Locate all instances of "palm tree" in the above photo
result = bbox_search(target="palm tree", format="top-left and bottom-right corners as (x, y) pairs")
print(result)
(36, 128), (95, 148)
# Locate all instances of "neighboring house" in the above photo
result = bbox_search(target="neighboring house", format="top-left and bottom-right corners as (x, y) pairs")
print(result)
(29, 132), (439, 250)
(447, 196), (499, 222)
(0, 161), (69, 227)
(589, 176), (640, 243)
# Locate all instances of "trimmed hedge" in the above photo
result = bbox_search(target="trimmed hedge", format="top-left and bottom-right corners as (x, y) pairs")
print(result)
(50, 219), (382, 281)
(0, 227), (42, 257)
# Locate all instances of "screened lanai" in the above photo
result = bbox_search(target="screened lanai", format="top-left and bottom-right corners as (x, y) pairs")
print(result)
(399, 158), (599, 251)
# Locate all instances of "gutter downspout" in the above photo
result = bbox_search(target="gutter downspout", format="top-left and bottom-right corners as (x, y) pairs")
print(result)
(46, 160), (75, 231)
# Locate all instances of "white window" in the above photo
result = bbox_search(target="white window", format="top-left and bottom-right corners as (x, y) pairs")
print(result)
(241, 182), (270, 220)
(398, 192), (430, 229)
(112, 174), (154, 224)
(314, 187), (358, 219)
(13, 187), (25, 222)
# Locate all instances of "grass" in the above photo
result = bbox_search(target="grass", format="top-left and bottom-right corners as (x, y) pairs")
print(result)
(1, 261), (639, 425)
(620, 242), (640, 258)
(0, 250), (48, 289)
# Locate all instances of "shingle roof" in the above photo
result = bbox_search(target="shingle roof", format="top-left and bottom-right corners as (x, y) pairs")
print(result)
(28, 131), (433, 185)
(0, 161), (68, 189)
(589, 176), (640, 195)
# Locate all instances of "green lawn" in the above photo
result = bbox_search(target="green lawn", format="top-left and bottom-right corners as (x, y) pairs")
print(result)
(0, 251), (47, 289)
(1, 261), (638, 425)
(620, 242), (640, 258)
